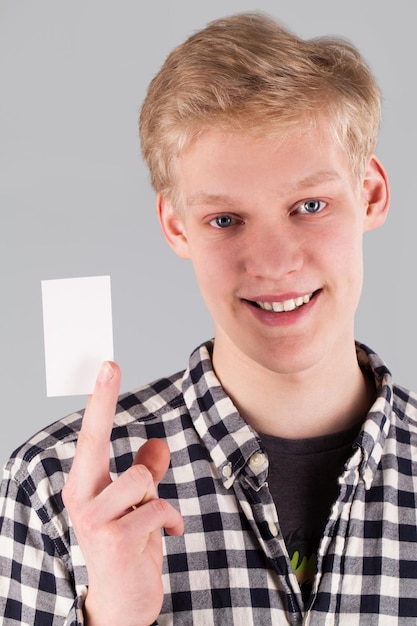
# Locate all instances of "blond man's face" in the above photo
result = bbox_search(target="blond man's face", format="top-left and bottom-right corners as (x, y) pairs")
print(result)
(159, 126), (388, 377)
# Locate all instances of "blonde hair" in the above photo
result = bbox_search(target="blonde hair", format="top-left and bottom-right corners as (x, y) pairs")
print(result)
(139, 12), (381, 199)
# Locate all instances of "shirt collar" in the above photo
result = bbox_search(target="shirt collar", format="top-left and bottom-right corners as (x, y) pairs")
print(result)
(354, 342), (394, 488)
(182, 340), (395, 490)
(182, 340), (263, 489)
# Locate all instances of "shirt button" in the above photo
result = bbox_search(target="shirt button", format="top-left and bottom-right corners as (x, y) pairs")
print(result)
(222, 463), (233, 478)
(249, 452), (266, 468)
(364, 467), (373, 485)
(268, 520), (279, 537)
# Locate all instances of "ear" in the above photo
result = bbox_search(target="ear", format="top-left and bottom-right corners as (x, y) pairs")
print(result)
(362, 156), (390, 233)
(156, 193), (191, 259)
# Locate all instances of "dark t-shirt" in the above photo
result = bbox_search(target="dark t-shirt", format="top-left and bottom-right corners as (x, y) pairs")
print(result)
(259, 424), (361, 605)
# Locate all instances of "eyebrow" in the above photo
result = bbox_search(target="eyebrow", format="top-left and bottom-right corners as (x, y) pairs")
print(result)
(289, 169), (342, 192)
(186, 170), (343, 208)
(186, 193), (237, 208)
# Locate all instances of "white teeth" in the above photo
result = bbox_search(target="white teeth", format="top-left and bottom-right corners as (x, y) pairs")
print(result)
(255, 292), (313, 313)
(284, 300), (296, 312)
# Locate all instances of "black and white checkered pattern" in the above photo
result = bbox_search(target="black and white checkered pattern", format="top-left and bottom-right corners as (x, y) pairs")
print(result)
(1, 340), (417, 625)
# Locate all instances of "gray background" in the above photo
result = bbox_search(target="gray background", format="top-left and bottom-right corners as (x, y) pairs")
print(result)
(1, 0), (416, 469)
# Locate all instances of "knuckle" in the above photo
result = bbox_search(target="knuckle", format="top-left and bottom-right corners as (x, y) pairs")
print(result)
(77, 509), (98, 536)
(72, 501), (106, 538)
(61, 480), (77, 510)
(77, 427), (97, 452)
(128, 463), (154, 491)
(149, 498), (169, 515)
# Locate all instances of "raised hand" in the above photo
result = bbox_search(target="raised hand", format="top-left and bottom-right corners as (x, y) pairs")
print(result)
(62, 362), (184, 626)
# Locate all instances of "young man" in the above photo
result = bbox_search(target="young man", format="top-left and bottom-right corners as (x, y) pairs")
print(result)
(1, 11), (416, 626)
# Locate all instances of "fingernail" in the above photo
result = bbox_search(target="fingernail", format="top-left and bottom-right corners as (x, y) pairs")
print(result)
(97, 361), (114, 383)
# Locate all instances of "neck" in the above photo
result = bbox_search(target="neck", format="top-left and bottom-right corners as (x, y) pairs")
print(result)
(212, 336), (375, 440)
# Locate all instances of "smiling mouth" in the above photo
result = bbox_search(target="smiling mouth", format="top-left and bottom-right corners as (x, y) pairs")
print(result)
(248, 290), (319, 312)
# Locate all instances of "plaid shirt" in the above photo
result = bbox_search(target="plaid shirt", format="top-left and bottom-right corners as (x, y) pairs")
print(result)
(1, 340), (417, 625)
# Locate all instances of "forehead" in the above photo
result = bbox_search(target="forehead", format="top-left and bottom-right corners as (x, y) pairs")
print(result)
(176, 125), (352, 204)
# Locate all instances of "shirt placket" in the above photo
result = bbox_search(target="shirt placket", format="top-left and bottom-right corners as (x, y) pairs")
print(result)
(234, 448), (305, 626)
(304, 446), (365, 624)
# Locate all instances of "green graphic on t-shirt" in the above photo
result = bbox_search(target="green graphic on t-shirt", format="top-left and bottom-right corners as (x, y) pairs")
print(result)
(290, 550), (317, 586)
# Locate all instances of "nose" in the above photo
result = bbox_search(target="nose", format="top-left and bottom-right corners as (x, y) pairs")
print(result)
(243, 222), (304, 281)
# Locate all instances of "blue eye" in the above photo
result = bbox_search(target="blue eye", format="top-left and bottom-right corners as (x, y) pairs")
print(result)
(211, 215), (234, 228)
(297, 199), (326, 214)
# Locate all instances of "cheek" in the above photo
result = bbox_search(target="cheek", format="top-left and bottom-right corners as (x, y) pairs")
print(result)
(190, 238), (236, 277)
(329, 228), (364, 297)
(324, 217), (363, 264)
(188, 243), (227, 291)
(189, 243), (242, 314)
(311, 220), (363, 298)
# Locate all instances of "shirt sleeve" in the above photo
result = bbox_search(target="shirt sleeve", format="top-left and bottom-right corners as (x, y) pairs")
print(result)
(0, 461), (84, 625)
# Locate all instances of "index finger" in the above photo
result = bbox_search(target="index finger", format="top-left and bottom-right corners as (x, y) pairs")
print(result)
(67, 361), (121, 499)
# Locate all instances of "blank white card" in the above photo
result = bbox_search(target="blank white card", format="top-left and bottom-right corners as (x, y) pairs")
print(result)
(41, 276), (114, 397)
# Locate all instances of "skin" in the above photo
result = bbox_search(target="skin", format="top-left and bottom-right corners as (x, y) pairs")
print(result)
(63, 123), (389, 624)
(158, 126), (389, 437)
(62, 363), (184, 626)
